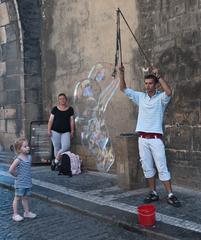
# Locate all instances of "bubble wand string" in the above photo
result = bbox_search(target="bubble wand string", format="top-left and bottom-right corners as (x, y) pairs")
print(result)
(115, 8), (153, 69)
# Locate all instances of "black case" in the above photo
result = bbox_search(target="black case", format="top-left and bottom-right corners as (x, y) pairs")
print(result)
(58, 154), (72, 177)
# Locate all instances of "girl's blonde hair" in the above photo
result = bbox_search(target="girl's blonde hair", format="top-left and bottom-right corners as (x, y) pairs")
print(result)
(14, 138), (27, 154)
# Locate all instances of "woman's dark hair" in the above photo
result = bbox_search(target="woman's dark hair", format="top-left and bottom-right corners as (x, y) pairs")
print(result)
(144, 74), (158, 84)
(58, 93), (68, 100)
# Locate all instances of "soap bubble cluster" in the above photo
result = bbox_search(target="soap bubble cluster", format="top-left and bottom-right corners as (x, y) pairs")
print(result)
(74, 63), (119, 172)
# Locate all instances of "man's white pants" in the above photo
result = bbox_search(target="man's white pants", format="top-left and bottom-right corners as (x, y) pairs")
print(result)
(138, 137), (171, 181)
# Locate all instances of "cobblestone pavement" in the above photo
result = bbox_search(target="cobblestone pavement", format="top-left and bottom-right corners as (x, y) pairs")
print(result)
(1, 163), (201, 240)
(0, 187), (154, 240)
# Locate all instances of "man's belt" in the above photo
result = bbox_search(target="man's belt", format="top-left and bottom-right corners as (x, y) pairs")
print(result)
(139, 132), (162, 139)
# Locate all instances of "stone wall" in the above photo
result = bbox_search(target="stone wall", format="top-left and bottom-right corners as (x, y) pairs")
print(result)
(135, 0), (201, 189)
(0, 0), (42, 151)
(41, 0), (201, 188)
(41, 0), (139, 171)
(16, 0), (43, 135)
(0, 0), (24, 150)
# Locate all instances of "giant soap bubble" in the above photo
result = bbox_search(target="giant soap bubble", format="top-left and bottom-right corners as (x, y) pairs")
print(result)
(74, 63), (119, 172)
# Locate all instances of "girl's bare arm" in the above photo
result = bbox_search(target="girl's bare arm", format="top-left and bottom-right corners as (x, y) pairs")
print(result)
(9, 159), (20, 177)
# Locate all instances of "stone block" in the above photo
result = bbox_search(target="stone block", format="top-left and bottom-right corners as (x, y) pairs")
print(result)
(192, 127), (201, 151)
(0, 119), (5, 132)
(168, 16), (183, 33)
(114, 134), (145, 190)
(6, 60), (20, 75)
(0, 107), (4, 119)
(197, 12), (201, 26)
(191, 151), (201, 167)
(24, 75), (42, 89)
(5, 24), (17, 42)
(5, 41), (18, 61)
(0, 77), (4, 90)
(170, 163), (201, 190)
(181, 12), (197, 29)
(168, 2), (185, 18)
(4, 75), (21, 90)
(174, 2), (186, 16)
(154, 39), (175, 53)
(0, 90), (6, 104)
(24, 60), (41, 75)
(24, 44), (41, 59)
(170, 100), (200, 126)
(25, 88), (41, 104)
(186, 0), (198, 11)
(157, 22), (168, 38)
(166, 149), (191, 163)
(7, 90), (20, 104)
(6, 119), (16, 133)
(0, 26), (6, 44)
(0, 61), (6, 77)
(0, 2), (10, 27)
(4, 108), (16, 119)
(165, 126), (193, 150)
(24, 103), (40, 122)
(0, 43), (6, 61)
(6, 1), (17, 22)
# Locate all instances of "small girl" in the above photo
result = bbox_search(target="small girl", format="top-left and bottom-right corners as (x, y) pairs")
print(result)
(9, 138), (36, 222)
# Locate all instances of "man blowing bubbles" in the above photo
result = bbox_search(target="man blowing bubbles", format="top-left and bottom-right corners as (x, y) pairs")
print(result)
(119, 64), (181, 207)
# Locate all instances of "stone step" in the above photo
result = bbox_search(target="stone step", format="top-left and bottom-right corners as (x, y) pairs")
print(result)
(0, 151), (15, 164)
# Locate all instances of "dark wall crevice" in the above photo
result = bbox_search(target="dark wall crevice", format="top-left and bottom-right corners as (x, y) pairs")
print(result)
(16, 0), (43, 120)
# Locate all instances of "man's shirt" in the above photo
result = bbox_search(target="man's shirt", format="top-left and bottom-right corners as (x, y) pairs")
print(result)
(124, 88), (171, 134)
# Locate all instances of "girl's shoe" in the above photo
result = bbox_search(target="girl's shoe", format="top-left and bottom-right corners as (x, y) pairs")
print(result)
(12, 214), (24, 222)
(23, 212), (37, 219)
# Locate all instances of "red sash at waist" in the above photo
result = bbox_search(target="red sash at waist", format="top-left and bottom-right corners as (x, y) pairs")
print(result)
(139, 132), (162, 139)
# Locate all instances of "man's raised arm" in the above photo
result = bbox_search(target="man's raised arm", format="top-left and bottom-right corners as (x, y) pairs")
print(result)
(152, 67), (172, 96)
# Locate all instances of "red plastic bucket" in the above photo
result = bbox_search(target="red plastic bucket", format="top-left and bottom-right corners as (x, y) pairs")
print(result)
(137, 204), (156, 227)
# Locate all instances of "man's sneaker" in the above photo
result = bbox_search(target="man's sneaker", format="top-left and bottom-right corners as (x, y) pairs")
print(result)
(24, 212), (37, 219)
(167, 195), (181, 207)
(143, 192), (159, 203)
(12, 214), (24, 222)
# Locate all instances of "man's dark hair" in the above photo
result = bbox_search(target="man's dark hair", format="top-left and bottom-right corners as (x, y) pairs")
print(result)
(144, 74), (158, 84)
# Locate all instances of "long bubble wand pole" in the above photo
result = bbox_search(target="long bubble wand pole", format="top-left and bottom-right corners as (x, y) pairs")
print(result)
(112, 9), (122, 76)
(118, 9), (123, 66)
(118, 8), (152, 68)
